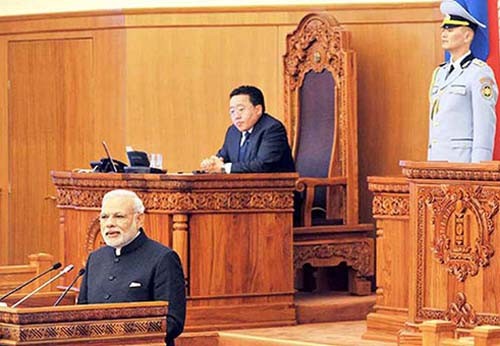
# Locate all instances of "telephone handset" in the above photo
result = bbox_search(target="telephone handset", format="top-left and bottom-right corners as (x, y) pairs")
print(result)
(90, 158), (127, 173)
(89, 141), (127, 173)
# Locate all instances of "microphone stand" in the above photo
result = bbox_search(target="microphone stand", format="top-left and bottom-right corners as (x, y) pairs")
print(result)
(12, 265), (74, 308)
(53, 268), (85, 306)
(0, 262), (61, 302)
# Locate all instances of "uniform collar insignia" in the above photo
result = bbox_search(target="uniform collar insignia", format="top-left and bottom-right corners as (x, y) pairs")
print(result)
(460, 53), (474, 69)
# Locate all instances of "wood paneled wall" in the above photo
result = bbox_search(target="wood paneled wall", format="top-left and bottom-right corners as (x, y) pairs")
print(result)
(0, 2), (442, 264)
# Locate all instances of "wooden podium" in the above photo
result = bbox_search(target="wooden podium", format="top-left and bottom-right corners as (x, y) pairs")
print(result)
(0, 301), (168, 345)
(50, 171), (297, 331)
(1, 291), (77, 308)
(365, 161), (500, 343)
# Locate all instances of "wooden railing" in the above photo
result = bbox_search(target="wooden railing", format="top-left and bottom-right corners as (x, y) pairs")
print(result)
(0, 253), (57, 295)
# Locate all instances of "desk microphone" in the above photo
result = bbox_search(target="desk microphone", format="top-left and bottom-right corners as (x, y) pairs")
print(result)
(12, 264), (74, 308)
(53, 268), (85, 306)
(102, 140), (118, 173)
(0, 262), (62, 302)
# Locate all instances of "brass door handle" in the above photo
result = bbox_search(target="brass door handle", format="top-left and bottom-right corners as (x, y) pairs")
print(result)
(44, 195), (57, 201)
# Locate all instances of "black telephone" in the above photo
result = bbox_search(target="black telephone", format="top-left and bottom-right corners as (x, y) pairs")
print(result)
(90, 158), (127, 173)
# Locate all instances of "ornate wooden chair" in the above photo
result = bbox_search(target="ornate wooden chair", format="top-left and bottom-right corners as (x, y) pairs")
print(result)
(283, 13), (374, 295)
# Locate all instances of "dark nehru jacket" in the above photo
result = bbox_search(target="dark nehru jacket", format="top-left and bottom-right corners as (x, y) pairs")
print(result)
(78, 230), (186, 346)
(217, 113), (295, 173)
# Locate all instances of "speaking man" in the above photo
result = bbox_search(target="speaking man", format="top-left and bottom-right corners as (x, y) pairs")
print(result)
(78, 189), (186, 346)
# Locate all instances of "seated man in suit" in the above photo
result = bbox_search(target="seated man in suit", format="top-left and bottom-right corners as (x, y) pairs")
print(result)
(78, 189), (186, 346)
(200, 85), (295, 173)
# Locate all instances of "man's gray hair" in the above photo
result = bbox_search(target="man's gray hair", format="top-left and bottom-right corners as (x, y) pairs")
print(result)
(102, 189), (145, 213)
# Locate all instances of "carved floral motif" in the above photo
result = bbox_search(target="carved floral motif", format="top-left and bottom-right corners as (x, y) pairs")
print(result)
(420, 308), (446, 321)
(1, 304), (167, 325)
(54, 188), (294, 212)
(2, 320), (163, 342)
(294, 240), (373, 277)
(372, 195), (409, 217)
(284, 14), (344, 91)
(423, 185), (498, 281)
(444, 292), (478, 328)
(368, 181), (409, 194)
(403, 167), (500, 181)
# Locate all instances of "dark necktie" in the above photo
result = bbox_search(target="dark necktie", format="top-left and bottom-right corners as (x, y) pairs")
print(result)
(238, 131), (250, 161)
(446, 64), (455, 79)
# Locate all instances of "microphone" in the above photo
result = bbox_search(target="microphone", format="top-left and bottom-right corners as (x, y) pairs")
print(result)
(53, 268), (85, 306)
(0, 262), (62, 302)
(11, 264), (74, 308)
(102, 140), (118, 172)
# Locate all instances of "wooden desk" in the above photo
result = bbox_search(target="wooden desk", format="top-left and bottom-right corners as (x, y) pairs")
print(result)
(51, 171), (297, 331)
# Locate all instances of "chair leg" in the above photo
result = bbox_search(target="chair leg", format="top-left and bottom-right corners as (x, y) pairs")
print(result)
(295, 264), (317, 292)
(294, 267), (304, 291)
(348, 269), (371, 296)
(313, 267), (331, 292)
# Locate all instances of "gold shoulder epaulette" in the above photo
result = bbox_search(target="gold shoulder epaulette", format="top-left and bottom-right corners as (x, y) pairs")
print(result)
(473, 59), (486, 67)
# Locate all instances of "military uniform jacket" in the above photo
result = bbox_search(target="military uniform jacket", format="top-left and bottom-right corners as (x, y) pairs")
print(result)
(78, 230), (186, 346)
(428, 54), (498, 162)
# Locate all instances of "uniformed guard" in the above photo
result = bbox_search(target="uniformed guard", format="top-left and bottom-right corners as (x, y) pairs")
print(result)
(428, 0), (498, 163)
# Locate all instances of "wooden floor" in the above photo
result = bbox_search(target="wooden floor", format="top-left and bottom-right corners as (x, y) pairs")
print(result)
(178, 292), (397, 346)
(218, 320), (396, 345)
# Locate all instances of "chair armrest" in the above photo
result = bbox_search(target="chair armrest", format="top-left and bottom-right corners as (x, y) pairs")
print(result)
(296, 176), (347, 192)
(295, 176), (347, 227)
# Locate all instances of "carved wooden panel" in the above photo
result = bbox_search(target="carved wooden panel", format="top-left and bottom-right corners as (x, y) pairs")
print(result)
(445, 292), (478, 328)
(364, 176), (411, 342)
(52, 173), (294, 212)
(0, 302), (167, 345)
(294, 239), (374, 277)
(369, 177), (410, 218)
(422, 185), (498, 282)
(86, 217), (105, 254)
(372, 194), (409, 218)
(400, 161), (500, 328)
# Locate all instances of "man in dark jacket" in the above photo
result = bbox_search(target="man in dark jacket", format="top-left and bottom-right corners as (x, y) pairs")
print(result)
(78, 189), (186, 346)
(201, 85), (295, 173)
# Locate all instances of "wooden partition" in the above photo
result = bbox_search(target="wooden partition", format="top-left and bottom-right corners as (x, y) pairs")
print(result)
(364, 176), (410, 341)
(0, 2), (442, 265)
(402, 161), (500, 344)
(365, 161), (500, 343)
(51, 171), (297, 331)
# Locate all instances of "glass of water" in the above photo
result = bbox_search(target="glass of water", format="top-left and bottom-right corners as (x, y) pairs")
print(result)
(149, 153), (163, 169)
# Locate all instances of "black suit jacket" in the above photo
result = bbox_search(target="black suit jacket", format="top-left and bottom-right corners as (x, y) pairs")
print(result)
(78, 230), (186, 346)
(216, 113), (295, 173)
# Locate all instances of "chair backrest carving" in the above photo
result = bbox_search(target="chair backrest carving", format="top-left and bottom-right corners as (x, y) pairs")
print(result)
(284, 13), (359, 224)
